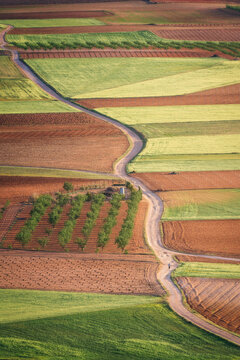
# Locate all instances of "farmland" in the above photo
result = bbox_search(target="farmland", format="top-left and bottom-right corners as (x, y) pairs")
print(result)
(0, 112), (129, 173)
(1, 290), (239, 360)
(0, 100), (79, 113)
(160, 189), (240, 220)
(24, 57), (224, 98)
(132, 171), (240, 191)
(162, 220), (240, 257)
(0, 18), (105, 28)
(173, 262), (240, 279)
(176, 277), (240, 335)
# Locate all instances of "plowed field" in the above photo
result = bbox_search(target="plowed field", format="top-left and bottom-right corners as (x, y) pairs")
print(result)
(176, 255), (240, 264)
(11, 25), (240, 42)
(132, 171), (240, 191)
(20, 48), (219, 60)
(0, 176), (116, 202)
(0, 112), (129, 173)
(176, 277), (240, 334)
(162, 220), (240, 257)
(2, 200), (150, 254)
(76, 83), (240, 108)
(0, 251), (163, 296)
(0, 11), (111, 19)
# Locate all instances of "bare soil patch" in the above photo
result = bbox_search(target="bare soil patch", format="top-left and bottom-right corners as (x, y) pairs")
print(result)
(132, 171), (240, 191)
(0, 11), (111, 19)
(162, 220), (240, 257)
(0, 251), (163, 296)
(11, 25), (240, 43)
(0, 176), (117, 203)
(20, 48), (226, 59)
(176, 277), (240, 334)
(175, 254), (240, 264)
(2, 199), (150, 255)
(0, 112), (129, 173)
(76, 83), (240, 108)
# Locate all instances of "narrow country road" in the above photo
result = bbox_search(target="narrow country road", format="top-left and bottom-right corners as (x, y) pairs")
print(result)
(1, 26), (240, 346)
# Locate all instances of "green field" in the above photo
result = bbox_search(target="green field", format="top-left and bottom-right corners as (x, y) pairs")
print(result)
(24, 57), (228, 98)
(173, 262), (240, 279)
(0, 18), (104, 28)
(0, 166), (116, 179)
(0, 100), (78, 114)
(161, 189), (240, 221)
(0, 56), (52, 101)
(87, 60), (240, 99)
(98, 105), (240, 173)
(0, 290), (239, 359)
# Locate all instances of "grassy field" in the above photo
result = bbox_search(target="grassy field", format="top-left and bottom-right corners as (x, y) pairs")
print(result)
(173, 262), (240, 279)
(0, 290), (239, 359)
(24, 57), (226, 99)
(0, 18), (104, 28)
(88, 61), (240, 99)
(98, 105), (240, 173)
(0, 56), (22, 78)
(161, 189), (240, 220)
(0, 166), (116, 179)
(0, 56), (52, 101)
(0, 100), (79, 114)
(98, 105), (240, 125)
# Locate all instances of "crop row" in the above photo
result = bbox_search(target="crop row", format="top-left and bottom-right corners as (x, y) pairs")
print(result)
(7, 30), (240, 56)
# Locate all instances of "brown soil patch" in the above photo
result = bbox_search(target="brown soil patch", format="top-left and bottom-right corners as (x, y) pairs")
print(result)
(11, 25), (240, 42)
(0, 176), (117, 203)
(162, 220), (240, 257)
(0, 11), (112, 19)
(176, 277), (240, 334)
(0, 250), (164, 296)
(176, 255), (240, 264)
(76, 83), (240, 108)
(20, 48), (229, 60)
(1, 199), (150, 255)
(0, 112), (129, 173)
(132, 171), (240, 191)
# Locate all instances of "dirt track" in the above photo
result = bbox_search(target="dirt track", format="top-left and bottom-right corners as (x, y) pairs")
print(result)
(76, 83), (240, 108)
(1, 25), (240, 345)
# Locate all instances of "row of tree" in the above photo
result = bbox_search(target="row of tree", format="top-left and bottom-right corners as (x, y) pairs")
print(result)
(48, 193), (70, 227)
(16, 194), (52, 246)
(58, 195), (86, 248)
(97, 193), (123, 250)
(115, 187), (142, 251)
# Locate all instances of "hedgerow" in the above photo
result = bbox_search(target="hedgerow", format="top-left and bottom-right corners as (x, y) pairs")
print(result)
(58, 194), (86, 248)
(115, 186), (142, 251)
(97, 193), (123, 249)
(16, 194), (52, 247)
(226, 4), (240, 12)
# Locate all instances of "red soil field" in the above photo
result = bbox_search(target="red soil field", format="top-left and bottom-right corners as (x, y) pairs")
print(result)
(176, 277), (240, 334)
(76, 83), (240, 108)
(2, 199), (150, 255)
(20, 48), (228, 60)
(162, 220), (240, 257)
(0, 251), (164, 296)
(0, 0), (127, 5)
(11, 25), (240, 43)
(152, 0), (240, 3)
(0, 112), (129, 173)
(175, 255), (240, 264)
(0, 11), (112, 19)
(0, 176), (118, 203)
(132, 171), (240, 191)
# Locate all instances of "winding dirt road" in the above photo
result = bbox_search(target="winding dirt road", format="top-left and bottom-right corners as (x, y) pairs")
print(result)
(1, 26), (240, 346)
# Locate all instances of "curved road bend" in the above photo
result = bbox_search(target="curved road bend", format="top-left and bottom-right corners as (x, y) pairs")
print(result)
(1, 26), (240, 346)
